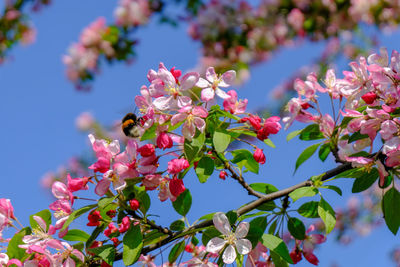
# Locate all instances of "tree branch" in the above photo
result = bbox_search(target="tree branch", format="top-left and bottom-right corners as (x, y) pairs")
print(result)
(213, 149), (265, 198)
(117, 161), (352, 258)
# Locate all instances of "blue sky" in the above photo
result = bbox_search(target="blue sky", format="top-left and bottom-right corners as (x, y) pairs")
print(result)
(1, 1), (400, 266)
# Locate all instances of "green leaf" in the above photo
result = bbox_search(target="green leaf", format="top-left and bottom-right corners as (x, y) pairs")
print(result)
(140, 123), (157, 141)
(213, 130), (231, 153)
(270, 250), (289, 267)
(143, 230), (168, 246)
(348, 131), (369, 143)
(351, 168), (379, 193)
(249, 183), (278, 194)
(172, 189), (192, 216)
(184, 131), (205, 163)
(287, 217), (306, 240)
(123, 224), (143, 265)
(264, 138), (276, 148)
(201, 227), (221, 246)
(170, 220), (185, 231)
(168, 241), (186, 263)
(318, 198), (336, 234)
(226, 210), (238, 225)
(98, 196), (117, 209)
(318, 143), (331, 162)
(299, 124), (324, 141)
(289, 187), (318, 202)
(62, 229), (90, 242)
(334, 167), (364, 179)
(246, 216), (267, 248)
(261, 234), (293, 264)
(286, 129), (302, 142)
(256, 201), (276, 211)
(298, 201), (319, 218)
(61, 204), (97, 231)
(195, 156), (215, 183)
(322, 185), (342, 196)
(231, 149), (259, 174)
(88, 244), (115, 265)
(30, 209), (52, 231)
(7, 227), (31, 260)
(383, 187), (400, 235)
(295, 143), (320, 172)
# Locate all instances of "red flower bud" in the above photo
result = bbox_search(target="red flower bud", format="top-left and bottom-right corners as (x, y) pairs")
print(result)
(219, 171), (227, 180)
(290, 248), (302, 264)
(253, 148), (266, 165)
(138, 144), (155, 157)
(106, 210), (116, 218)
(156, 132), (173, 150)
(129, 199), (140, 211)
(361, 92), (378, 104)
(87, 210), (102, 227)
(169, 178), (186, 198)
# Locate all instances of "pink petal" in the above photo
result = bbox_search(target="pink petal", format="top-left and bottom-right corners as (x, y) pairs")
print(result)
(33, 216), (47, 232)
(235, 222), (249, 238)
(219, 70), (236, 87)
(177, 96), (192, 108)
(213, 212), (231, 236)
(222, 244), (237, 264)
(153, 96), (175, 110)
(235, 238), (252, 255)
(206, 237), (226, 253)
(180, 72), (200, 90)
(171, 113), (187, 125)
(94, 179), (111, 196)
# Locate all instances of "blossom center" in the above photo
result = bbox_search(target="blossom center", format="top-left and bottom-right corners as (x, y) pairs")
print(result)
(225, 232), (237, 245)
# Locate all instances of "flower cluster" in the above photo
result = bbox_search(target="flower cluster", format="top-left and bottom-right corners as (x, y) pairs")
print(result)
(284, 47), (400, 185)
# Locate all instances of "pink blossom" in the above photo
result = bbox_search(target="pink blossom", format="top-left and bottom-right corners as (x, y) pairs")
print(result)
(67, 174), (89, 192)
(119, 216), (131, 233)
(319, 114), (335, 137)
(156, 131), (173, 150)
(223, 90), (248, 114)
(114, 0), (151, 27)
(197, 67), (236, 102)
(171, 105), (208, 140)
(142, 174), (163, 190)
(167, 158), (190, 174)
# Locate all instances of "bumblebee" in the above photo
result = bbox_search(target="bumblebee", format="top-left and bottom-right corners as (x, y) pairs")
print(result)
(122, 113), (142, 138)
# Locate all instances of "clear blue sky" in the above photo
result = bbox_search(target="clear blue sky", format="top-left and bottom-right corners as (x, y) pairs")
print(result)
(1, 1), (400, 266)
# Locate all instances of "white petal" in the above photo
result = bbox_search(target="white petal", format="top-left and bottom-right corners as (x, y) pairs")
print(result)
(235, 222), (249, 238)
(235, 238), (252, 255)
(215, 88), (230, 99)
(206, 237), (226, 253)
(213, 212), (231, 236)
(177, 96), (192, 108)
(206, 67), (217, 83)
(196, 77), (210, 88)
(220, 70), (236, 87)
(153, 96), (176, 110)
(33, 215), (47, 232)
(222, 245), (236, 264)
(201, 87), (215, 102)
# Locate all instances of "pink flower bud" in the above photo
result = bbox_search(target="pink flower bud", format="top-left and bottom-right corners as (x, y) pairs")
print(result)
(138, 144), (155, 157)
(167, 158), (190, 174)
(104, 222), (118, 237)
(290, 248), (302, 264)
(87, 210), (102, 227)
(118, 216), (131, 233)
(156, 132), (173, 150)
(169, 178), (185, 198)
(253, 149), (266, 165)
(67, 174), (89, 192)
(0, 199), (15, 220)
(129, 199), (140, 211)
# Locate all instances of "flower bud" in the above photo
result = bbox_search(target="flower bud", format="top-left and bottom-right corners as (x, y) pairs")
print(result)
(253, 148), (266, 165)
(169, 178), (186, 197)
(361, 92), (377, 104)
(129, 199), (140, 211)
(219, 171), (227, 180)
(157, 132), (173, 150)
(138, 144), (155, 157)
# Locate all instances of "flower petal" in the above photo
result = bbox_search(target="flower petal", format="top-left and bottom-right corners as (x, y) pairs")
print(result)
(206, 67), (217, 83)
(222, 245), (237, 264)
(235, 238), (252, 255)
(206, 237), (226, 253)
(235, 222), (249, 238)
(220, 70), (236, 87)
(180, 72), (199, 90)
(196, 77), (210, 88)
(201, 87), (215, 102)
(215, 88), (230, 99)
(213, 212), (231, 236)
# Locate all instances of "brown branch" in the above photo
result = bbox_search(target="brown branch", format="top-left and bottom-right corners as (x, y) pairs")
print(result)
(213, 149), (265, 198)
(113, 161), (354, 261)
